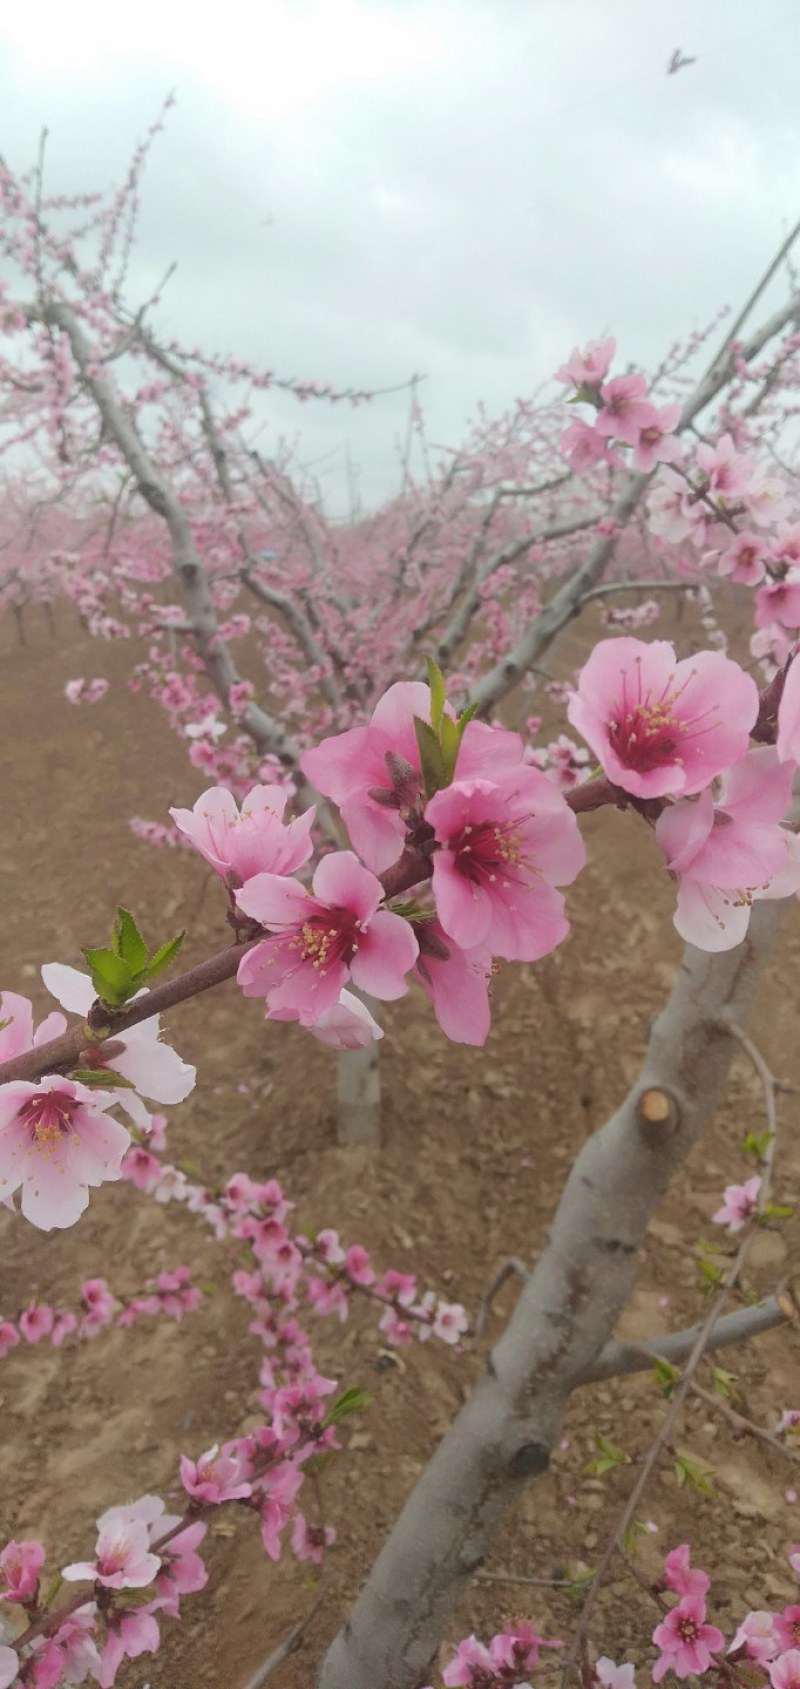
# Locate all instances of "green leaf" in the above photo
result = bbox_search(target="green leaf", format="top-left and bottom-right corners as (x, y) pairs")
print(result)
(81, 946), (135, 1006)
(70, 1067), (136, 1089)
(178, 1157), (203, 1177)
(710, 1366), (739, 1403)
(742, 1129), (773, 1162)
(439, 712), (461, 784)
(143, 930), (185, 981)
(413, 716), (446, 799)
(113, 907), (149, 972)
(322, 1386), (372, 1427)
(621, 1519), (649, 1555)
(651, 1356), (680, 1398)
(582, 1430), (627, 1475)
(426, 657), (447, 733)
(673, 1452), (715, 1497)
(760, 1200), (794, 1223)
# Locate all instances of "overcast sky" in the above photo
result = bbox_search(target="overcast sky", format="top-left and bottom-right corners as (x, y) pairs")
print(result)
(2, 0), (800, 512)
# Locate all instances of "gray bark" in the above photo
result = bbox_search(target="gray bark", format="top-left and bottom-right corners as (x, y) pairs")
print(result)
(319, 902), (786, 1689)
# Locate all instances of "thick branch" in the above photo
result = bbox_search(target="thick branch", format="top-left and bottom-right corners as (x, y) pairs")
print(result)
(318, 902), (786, 1689)
(580, 1296), (784, 1383)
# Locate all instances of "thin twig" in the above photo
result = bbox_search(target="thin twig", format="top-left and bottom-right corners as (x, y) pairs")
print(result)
(689, 1380), (800, 1463)
(240, 1587), (326, 1689)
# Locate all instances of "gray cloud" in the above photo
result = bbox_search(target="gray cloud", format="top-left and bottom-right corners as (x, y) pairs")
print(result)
(2, 0), (800, 510)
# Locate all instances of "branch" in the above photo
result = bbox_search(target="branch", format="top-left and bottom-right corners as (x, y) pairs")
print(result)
(241, 1587), (325, 1689)
(582, 1296), (785, 1383)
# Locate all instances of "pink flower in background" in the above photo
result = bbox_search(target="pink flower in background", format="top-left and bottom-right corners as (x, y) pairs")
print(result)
(0, 1648), (18, 1689)
(755, 576), (800, 631)
(413, 918), (493, 1046)
(652, 1596), (723, 1680)
(169, 783), (314, 887)
(717, 530), (769, 586)
(664, 1545), (711, 1598)
(0, 1537), (44, 1601)
(96, 1609), (159, 1687)
(490, 1623), (562, 1673)
(713, 1175), (761, 1232)
(729, 1611), (780, 1663)
(290, 1513), (336, 1563)
(770, 1650), (800, 1689)
(648, 469), (699, 544)
(568, 637), (758, 798)
(64, 677), (109, 705)
(0, 1075), (130, 1230)
(0, 992), (65, 1062)
(236, 851), (418, 1023)
(426, 767), (585, 960)
(655, 747), (800, 950)
(596, 375), (655, 445)
(0, 1323), (19, 1358)
(300, 680), (523, 874)
(432, 1301), (469, 1344)
(18, 1303), (54, 1343)
(62, 1516), (161, 1589)
(775, 1610), (800, 1653)
(596, 1659), (636, 1689)
(560, 417), (619, 474)
(696, 433), (753, 501)
(554, 335), (616, 386)
(304, 989), (384, 1051)
(41, 964), (195, 1112)
(179, 1442), (252, 1503)
(631, 402), (682, 474)
(442, 1635), (495, 1685)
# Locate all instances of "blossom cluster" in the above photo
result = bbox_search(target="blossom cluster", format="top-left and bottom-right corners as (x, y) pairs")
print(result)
(555, 336), (681, 475)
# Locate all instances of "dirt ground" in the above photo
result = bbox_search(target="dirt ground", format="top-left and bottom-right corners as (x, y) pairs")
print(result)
(1, 601), (799, 1689)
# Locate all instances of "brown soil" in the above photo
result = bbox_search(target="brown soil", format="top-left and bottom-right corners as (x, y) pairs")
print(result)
(1, 601), (799, 1689)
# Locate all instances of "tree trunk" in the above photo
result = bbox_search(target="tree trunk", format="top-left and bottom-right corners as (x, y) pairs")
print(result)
(319, 903), (785, 1689)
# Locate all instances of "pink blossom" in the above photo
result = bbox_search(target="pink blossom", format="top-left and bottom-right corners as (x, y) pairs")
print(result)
(713, 1175), (762, 1232)
(0, 1648), (18, 1689)
(50, 1311), (78, 1346)
(96, 1609), (159, 1687)
(290, 1513), (336, 1563)
(433, 1301), (469, 1344)
(568, 637), (758, 798)
(425, 767), (585, 959)
(62, 1516), (161, 1589)
(631, 403), (682, 474)
(179, 1441), (252, 1503)
(169, 783), (314, 887)
(652, 1596), (724, 1680)
(18, 1302), (54, 1343)
(64, 677), (109, 705)
(596, 1659), (636, 1689)
(696, 433), (753, 500)
(755, 576), (800, 631)
(41, 964), (195, 1109)
(300, 680), (524, 874)
(775, 1610), (800, 1654)
(306, 989), (384, 1050)
(413, 918), (493, 1046)
(442, 1635), (495, 1685)
(655, 747), (800, 951)
(663, 1545), (711, 1598)
(0, 1075), (130, 1229)
(560, 417), (618, 474)
(770, 1650), (800, 1689)
(729, 1611), (780, 1663)
(490, 1622), (562, 1672)
(648, 469), (699, 544)
(0, 992), (65, 1062)
(596, 375), (655, 446)
(554, 335), (616, 387)
(236, 851), (418, 1023)
(0, 1537), (44, 1601)
(778, 1412), (800, 1437)
(717, 530), (769, 586)
(346, 1244), (375, 1286)
(121, 1144), (162, 1191)
(0, 1323), (19, 1358)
